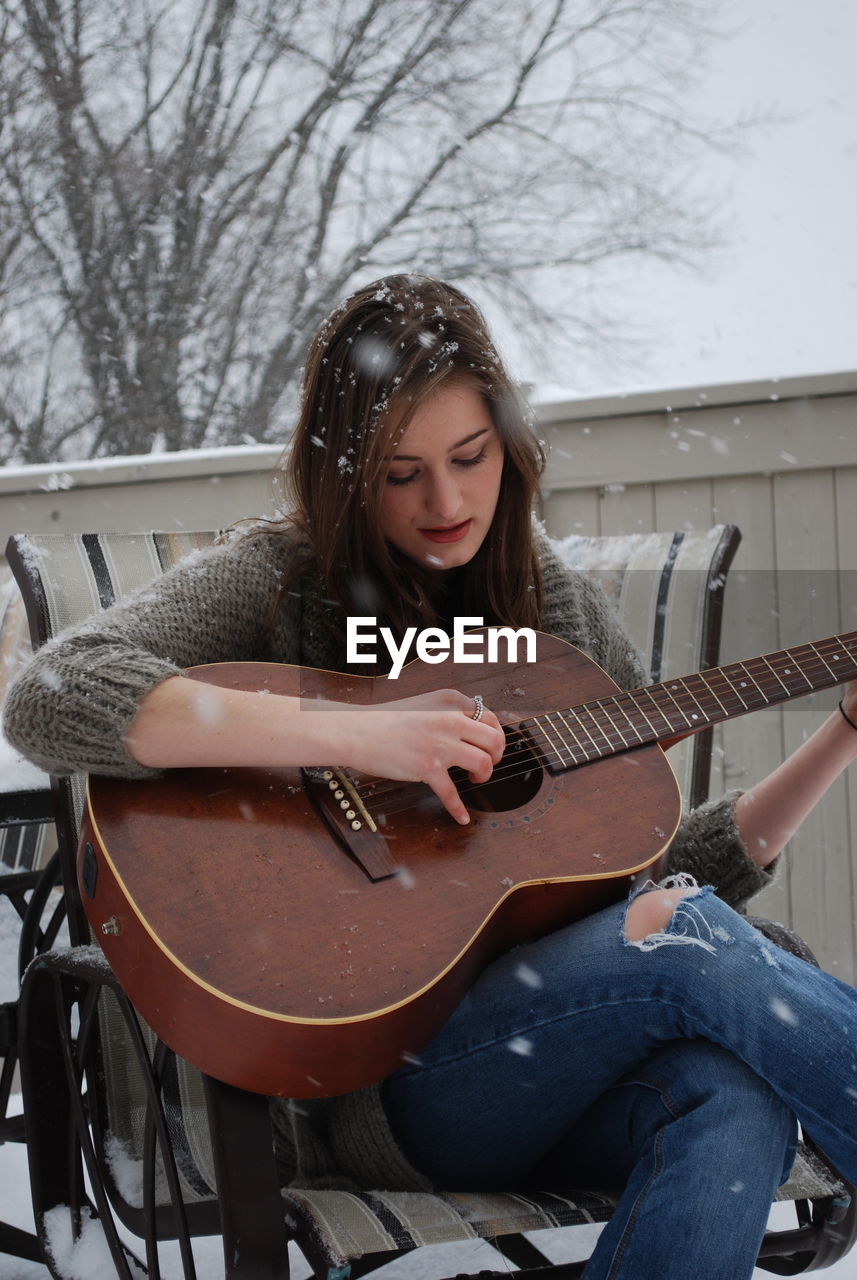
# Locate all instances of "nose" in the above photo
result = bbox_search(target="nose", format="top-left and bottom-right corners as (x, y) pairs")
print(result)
(425, 469), (463, 524)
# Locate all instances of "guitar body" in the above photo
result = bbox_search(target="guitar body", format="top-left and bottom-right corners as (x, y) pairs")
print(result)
(79, 632), (682, 1097)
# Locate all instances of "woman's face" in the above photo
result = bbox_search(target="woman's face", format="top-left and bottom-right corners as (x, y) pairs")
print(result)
(379, 382), (505, 570)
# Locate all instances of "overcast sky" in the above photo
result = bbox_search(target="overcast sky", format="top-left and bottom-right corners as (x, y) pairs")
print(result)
(514, 0), (857, 397)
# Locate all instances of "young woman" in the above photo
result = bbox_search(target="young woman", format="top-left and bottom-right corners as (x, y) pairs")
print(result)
(6, 275), (857, 1280)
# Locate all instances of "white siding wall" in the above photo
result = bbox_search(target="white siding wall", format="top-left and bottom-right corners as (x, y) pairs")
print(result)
(540, 371), (857, 979)
(0, 446), (282, 545)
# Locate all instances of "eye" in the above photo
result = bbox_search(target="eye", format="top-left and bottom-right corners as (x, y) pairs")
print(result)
(386, 470), (418, 487)
(454, 447), (488, 468)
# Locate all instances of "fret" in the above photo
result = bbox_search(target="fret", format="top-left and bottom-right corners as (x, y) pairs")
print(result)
(695, 674), (729, 718)
(574, 705), (615, 755)
(570, 711), (611, 757)
(535, 630), (857, 776)
(757, 655), (790, 696)
(697, 668), (748, 714)
(716, 669), (750, 709)
(537, 713), (581, 769)
(528, 718), (570, 771)
(808, 641), (838, 681)
(670, 679), (711, 727)
(602, 696), (645, 746)
(724, 660), (768, 706)
(619, 692), (666, 740)
(641, 683), (693, 732)
(766, 648), (815, 696)
(823, 636), (857, 674)
(772, 645), (823, 696)
(518, 716), (555, 769)
(555, 711), (595, 761)
(591, 701), (628, 749)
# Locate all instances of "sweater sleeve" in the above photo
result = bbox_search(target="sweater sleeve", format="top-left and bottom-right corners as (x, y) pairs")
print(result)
(2, 532), (288, 779)
(538, 543), (648, 690)
(663, 791), (776, 909)
(538, 539), (775, 908)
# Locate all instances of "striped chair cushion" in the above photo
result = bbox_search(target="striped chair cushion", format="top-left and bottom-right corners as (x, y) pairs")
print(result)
(1, 533), (223, 872)
(551, 525), (739, 810)
(281, 1141), (843, 1268)
(16, 529), (223, 640)
(283, 1186), (617, 1270)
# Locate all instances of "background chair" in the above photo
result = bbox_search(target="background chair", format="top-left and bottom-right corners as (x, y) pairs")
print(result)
(0, 567), (63, 1267)
(6, 523), (856, 1279)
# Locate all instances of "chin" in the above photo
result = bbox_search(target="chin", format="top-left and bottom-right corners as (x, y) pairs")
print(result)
(422, 545), (477, 570)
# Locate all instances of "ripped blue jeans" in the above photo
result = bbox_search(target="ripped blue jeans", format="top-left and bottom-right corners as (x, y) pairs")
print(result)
(381, 885), (857, 1280)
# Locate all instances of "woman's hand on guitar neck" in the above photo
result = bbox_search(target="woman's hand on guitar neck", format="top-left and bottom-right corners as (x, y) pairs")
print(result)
(735, 677), (857, 868)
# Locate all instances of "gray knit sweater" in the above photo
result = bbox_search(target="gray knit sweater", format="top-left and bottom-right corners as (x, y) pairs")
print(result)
(4, 527), (773, 1190)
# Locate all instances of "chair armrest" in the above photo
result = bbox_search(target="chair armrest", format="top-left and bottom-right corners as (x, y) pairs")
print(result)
(24, 943), (116, 987)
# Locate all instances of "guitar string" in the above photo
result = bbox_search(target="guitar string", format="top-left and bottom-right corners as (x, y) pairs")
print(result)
(359, 639), (857, 796)
(361, 703), (856, 823)
(357, 640), (857, 808)
(346, 640), (857, 820)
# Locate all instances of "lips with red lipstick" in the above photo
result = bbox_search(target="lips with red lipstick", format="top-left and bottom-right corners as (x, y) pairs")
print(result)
(419, 519), (473, 544)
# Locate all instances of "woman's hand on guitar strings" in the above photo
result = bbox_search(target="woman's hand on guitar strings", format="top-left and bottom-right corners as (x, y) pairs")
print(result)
(338, 688), (505, 826)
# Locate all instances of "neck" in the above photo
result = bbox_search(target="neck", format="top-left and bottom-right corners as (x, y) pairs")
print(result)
(524, 631), (857, 775)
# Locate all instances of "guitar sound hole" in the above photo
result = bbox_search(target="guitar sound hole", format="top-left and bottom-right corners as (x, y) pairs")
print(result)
(461, 730), (543, 813)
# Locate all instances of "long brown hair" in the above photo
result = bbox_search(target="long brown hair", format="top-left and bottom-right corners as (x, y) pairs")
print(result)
(275, 274), (545, 633)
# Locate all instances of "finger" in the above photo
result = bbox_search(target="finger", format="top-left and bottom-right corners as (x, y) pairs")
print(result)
(449, 689), (489, 719)
(450, 691), (503, 734)
(425, 767), (470, 825)
(473, 703), (503, 735)
(453, 741), (498, 785)
(463, 717), (506, 764)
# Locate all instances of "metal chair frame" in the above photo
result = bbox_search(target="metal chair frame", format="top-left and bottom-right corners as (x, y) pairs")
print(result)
(0, 806), (62, 1266)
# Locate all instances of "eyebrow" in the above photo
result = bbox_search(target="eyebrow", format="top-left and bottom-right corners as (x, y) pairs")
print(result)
(390, 427), (491, 462)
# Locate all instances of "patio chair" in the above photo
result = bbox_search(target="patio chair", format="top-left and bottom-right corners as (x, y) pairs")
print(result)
(7, 523), (857, 1279)
(0, 567), (64, 1265)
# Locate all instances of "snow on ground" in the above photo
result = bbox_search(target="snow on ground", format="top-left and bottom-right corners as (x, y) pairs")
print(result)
(0, 1117), (854, 1279)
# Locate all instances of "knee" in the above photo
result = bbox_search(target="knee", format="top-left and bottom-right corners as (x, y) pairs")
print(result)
(624, 887), (699, 943)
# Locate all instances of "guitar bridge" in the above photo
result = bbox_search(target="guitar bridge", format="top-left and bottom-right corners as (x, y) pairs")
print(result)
(302, 767), (399, 881)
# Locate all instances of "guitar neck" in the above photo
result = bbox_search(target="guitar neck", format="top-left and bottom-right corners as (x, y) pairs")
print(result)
(527, 631), (857, 772)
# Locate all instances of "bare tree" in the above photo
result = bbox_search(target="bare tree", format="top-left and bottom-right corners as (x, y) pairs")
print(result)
(0, 0), (735, 462)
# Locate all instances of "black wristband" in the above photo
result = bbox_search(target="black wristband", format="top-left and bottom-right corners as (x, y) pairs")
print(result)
(838, 699), (857, 733)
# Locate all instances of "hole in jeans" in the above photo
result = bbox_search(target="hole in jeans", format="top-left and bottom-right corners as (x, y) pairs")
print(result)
(623, 879), (727, 954)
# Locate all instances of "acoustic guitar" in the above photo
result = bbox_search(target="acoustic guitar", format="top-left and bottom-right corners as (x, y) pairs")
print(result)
(78, 628), (857, 1097)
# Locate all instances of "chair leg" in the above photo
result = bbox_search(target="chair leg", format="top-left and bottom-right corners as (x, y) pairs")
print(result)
(0, 1219), (43, 1263)
(202, 1075), (290, 1279)
(19, 962), (88, 1242)
(1, 1052), (39, 1264)
(20, 961), (145, 1280)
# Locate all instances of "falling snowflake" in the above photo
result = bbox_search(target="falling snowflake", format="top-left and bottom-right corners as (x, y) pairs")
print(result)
(507, 1036), (533, 1056)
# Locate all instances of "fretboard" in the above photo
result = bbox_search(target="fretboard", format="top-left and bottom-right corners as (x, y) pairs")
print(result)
(526, 631), (857, 773)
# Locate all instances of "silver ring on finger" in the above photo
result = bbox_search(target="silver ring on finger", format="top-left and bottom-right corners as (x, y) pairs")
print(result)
(471, 694), (484, 722)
